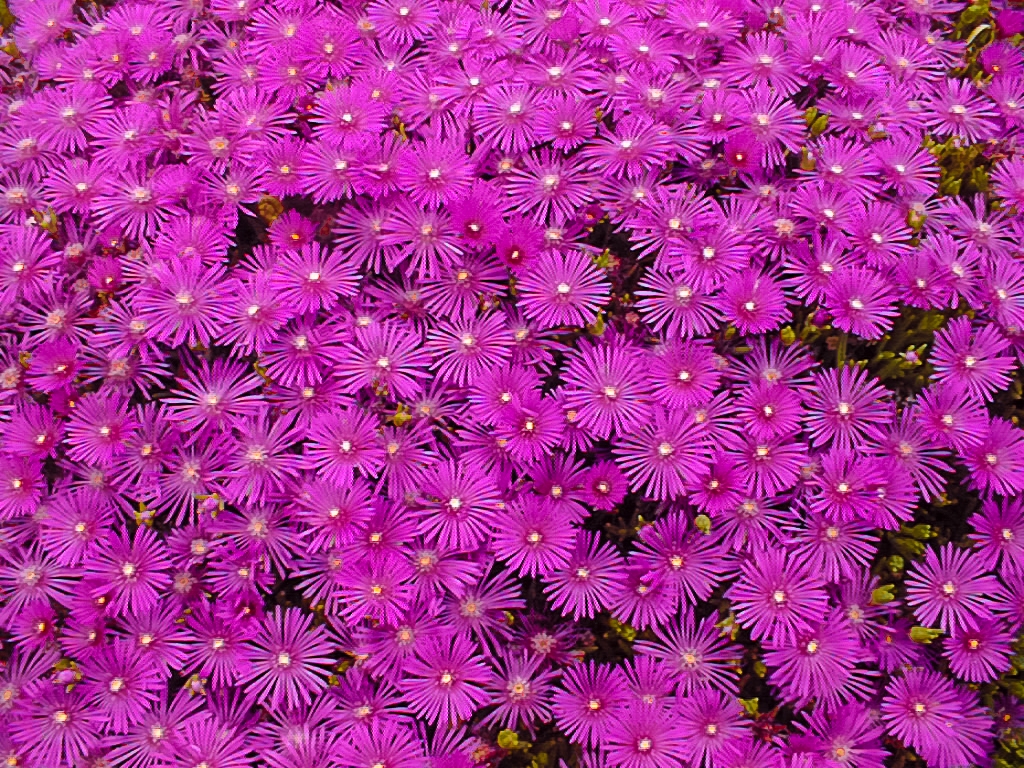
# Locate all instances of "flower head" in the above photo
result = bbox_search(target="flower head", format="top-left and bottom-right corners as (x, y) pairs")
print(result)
(905, 544), (1001, 633)
(881, 669), (993, 768)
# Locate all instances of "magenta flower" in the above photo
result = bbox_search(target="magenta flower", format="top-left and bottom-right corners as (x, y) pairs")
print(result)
(9, 686), (103, 767)
(762, 611), (876, 708)
(913, 382), (989, 452)
(580, 461), (628, 511)
(0, 226), (61, 304)
(135, 254), (228, 347)
(790, 512), (876, 581)
(824, 266), (899, 340)
(675, 689), (747, 767)
(164, 358), (264, 438)
(613, 406), (711, 499)
(417, 459), (500, 549)
(237, 608), (335, 709)
(184, 605), (256, 688)
(795, 703), (887, 768)
(492, 498), (574, 577)
(726, 548), (829, 642)
(169, 714), (253, 768)
(634, 611), (741, 694)
(562, 339), (653, 439)
(605, 708), (687, 768)
(924, 80), (999, 141)
(268, 242), (361, 315)
(610, 566), (676, 629)
(399, 137), (474, 209)
(426, 313), (514, 386)
(646, 339), (721, 409)
(635, 270), (722, 338)
(969, 496), (1024, 574)
(483, 652), (559, 736)
(905, 544), (1001, 633)
(0, 457), (45, 522)
(962, 416), (1024, 496)
(25, 338), (80, 393)
(64, 392), (137, 465)
(943, 620), (1014, 682)
(305, 407), (385, 484)
(717, 269), (789, 334)
(633, 511), (725, 605)
(2, 0), (1023, 760)
(80, 640), (160, 732)
(505, 150), (598, 224)
(335, 722), (424, 768)
(551, 662), (630, 749)
(516, 250), (611, 329)
(543, 531), (626, 620)
(804, 366), (891, 450)
(930, 316), (1015, 401)
(881, 669), (993, 768)
(85, 526), (172, 618)
(404, 632), (491, 726)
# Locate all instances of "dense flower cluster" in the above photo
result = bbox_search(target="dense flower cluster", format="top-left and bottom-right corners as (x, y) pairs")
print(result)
(1, 0), (1024, 765)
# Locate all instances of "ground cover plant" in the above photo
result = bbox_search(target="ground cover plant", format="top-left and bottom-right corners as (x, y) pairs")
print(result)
(2, 0), (1024, 765)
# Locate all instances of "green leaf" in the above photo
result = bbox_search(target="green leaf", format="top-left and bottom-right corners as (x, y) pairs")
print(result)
(740, 698), (759, 716)
(1005, 680), (1024, 699)
(907, 207), (926, 231)
(940, 177), (962, 196)
(0, 0), (15, 29)
(917, 312), (947, 332)
(257, 195), (285, 224)
(497, 730), (520, 750)
(870, 585), (897, 605)
(892, 537), (926, 558)
(910, 626), (944, 644)
(694, 514), (712, 534)
(609, 617), (637, 642)
(901, 524), (933, 541)
(810, 114), (829, 137)
(959, 1), (989, 27)
(971, 166), (989, 193)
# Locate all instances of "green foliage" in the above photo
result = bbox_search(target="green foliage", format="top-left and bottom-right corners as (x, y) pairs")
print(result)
(257, 195), (285, 224)
(498, 731), (528, 751)
(607, 617), (636, 643)
(0, 0), (15, 31)
(932, 138), (994, 198)
(888, 524), (935, 558)
(870, 584), (897, 605)
(954, 0), (993, 51)
(910, 626), (945, 644)
(992, 736), (1024, 768)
